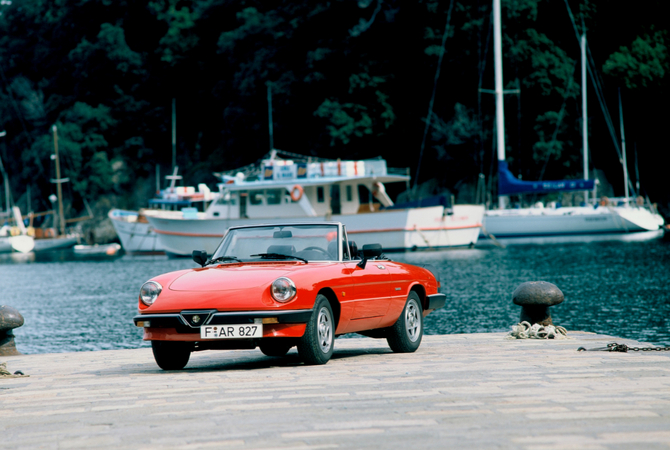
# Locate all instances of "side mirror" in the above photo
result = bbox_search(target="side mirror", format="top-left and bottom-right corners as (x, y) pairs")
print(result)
(361, 243), (382, 258)
(192, 250), (208, 267)
(357, 243), (383, 269)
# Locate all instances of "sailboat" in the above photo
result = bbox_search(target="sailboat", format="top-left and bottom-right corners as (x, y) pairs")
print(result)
(30, 125), (82, 252)
(0, 151), (34, 254)
(481, 0), (664, 239)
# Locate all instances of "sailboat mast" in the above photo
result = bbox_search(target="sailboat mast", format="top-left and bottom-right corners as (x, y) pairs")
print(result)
(618, 90), (630, 203)
(52, 125), (65, 236)
(493, 0), (507, 209)
(581, 34), (589, 204)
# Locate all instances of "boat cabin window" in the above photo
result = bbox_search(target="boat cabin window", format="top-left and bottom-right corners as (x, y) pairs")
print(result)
(346, 185), (353, 202)
(317, 186), (325, 203)
(249, 191), (264, 205)
(266, 189), (283, 205)
(215, 195), (237, 206)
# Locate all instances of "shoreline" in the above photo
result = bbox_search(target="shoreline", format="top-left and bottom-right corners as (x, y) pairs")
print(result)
(2, 332), (669, 449)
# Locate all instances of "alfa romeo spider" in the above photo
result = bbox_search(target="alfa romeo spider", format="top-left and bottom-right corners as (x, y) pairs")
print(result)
(134, 222), (446, 370)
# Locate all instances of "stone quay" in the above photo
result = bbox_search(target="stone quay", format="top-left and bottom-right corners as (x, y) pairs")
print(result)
(1, 332), (669, 449)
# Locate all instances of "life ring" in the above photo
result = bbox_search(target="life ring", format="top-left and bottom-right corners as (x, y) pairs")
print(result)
(290, 185), (304, 202)
(600, 196), (609, 206)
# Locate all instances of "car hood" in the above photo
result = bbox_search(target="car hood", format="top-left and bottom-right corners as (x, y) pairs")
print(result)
(168, 264), (294, 292)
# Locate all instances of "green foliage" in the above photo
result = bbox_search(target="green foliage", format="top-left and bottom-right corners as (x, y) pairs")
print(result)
(603, 31), (668, 89)
(149, 0), (200, 65)
(0, 0), (669, 214)
(314, 99), (373, 146)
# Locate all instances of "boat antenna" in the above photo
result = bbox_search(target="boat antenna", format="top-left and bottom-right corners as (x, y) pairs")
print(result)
(267, 81), (274, 151)
(172, 98), (177, 171)
(415, 0), (455, 189)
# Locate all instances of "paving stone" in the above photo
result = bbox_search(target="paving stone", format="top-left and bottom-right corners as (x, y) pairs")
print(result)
(1, 332), (669, 449)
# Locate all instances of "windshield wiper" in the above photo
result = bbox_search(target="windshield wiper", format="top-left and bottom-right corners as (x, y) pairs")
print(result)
(205, 255), (242, 265)
(250, 253), (308, 263)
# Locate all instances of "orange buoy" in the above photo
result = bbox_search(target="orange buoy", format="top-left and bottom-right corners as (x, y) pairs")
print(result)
(290, 185), (304, 202)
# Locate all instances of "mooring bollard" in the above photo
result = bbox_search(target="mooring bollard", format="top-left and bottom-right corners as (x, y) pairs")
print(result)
(512, 281), (564, 326)
(0, 305), (24, 356)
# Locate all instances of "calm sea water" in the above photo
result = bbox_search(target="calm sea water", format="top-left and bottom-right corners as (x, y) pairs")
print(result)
(1, 235), (669, 354)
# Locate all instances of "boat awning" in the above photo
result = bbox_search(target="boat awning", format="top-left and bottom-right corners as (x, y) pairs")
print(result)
(148, 199), (194, 207)
(218, 174), (410, 191)
(498, 161), (595, 196)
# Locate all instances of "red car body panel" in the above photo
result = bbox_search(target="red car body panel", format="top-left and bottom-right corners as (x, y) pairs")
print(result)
(137, 259), (440, 340)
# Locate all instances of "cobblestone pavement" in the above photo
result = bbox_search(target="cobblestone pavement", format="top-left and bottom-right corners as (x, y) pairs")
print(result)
(1, 332), (669, 450)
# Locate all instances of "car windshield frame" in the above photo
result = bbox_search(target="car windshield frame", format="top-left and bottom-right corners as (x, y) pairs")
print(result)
(211, 223), (345, 263)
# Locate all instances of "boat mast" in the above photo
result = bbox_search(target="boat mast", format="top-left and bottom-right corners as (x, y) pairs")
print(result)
(493, 0), (507, 209)
(618, 89), (630, 203)
(52, 125), (66, 236)
(0, 130), (8, 214)
(171, 98), (177, 171)
(581, 34), (589, 204)
(267, 82), (274, 151)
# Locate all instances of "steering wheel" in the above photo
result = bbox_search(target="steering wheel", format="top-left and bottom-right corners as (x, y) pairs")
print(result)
(301, 246), (332, 258)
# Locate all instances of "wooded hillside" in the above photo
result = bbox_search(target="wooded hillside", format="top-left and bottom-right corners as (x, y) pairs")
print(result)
(1, 0), (668, 218)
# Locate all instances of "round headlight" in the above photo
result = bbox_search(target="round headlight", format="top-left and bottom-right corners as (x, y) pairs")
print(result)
(140, 281), (162, 306)
(271, 277), (296, 303)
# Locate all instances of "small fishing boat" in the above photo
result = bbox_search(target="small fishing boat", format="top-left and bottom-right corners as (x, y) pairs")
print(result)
(73, 243), (122, 257)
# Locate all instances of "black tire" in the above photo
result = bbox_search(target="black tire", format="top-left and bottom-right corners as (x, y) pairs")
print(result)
(387, 291), (423, 353)
(151, 340), (191, 370)
(259, 340), (294, 357)
(297, 294), (335, 365)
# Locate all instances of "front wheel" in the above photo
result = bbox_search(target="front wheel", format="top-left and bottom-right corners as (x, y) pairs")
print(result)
(297, 294), (335, 365)
(151, 340), (191, 370)
(387, 291), (423, 353)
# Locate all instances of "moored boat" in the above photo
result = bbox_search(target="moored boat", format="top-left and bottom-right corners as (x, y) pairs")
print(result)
(109, 168), (217, 255)
(481, 0), (663, 240)
(145, 151), (485, 256)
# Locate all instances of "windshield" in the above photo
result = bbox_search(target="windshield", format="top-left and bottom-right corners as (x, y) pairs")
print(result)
(212, 224), (340, 262)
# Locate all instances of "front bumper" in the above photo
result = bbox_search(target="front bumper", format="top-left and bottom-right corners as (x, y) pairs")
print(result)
(427, 293), (446, 310)
(134, 309), (313, 334)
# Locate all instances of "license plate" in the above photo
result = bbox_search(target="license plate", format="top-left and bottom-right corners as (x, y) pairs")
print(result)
(200, 320), (263, 339)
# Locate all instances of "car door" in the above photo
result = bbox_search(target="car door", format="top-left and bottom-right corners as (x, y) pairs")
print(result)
(341, 258), (394, 332)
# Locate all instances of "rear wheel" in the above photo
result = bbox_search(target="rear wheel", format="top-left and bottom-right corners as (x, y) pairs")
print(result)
(151, 341), (191, 370)
(297, 294), (335, 365)
(259, 340), (294, 357)
(387, 291), (423, 353)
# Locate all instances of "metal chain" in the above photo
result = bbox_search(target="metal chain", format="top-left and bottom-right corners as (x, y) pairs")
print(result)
(578, 343), (670, 353)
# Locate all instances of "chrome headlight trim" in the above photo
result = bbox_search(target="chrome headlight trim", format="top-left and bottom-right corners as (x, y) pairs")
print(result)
(271, 277), (297, 303)
(140, 281), (163, 306)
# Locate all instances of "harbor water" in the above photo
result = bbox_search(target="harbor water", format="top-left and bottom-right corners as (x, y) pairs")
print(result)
(1, 235), (669, 354)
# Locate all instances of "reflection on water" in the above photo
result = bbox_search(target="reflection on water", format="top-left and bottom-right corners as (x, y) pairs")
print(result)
(1, 236), (669, 354)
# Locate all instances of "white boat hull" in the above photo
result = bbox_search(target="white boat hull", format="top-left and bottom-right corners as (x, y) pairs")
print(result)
(0, 235), (35, 253)
(147, 205), (484, 256)
(33, 235), (79, 252)
(73, 243), (122, 256)
(482, 205), (664, 238)
(108, 209), (164, 254)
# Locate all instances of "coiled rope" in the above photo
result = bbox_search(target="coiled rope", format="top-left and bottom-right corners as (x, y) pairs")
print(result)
(507, 321), (568, 340)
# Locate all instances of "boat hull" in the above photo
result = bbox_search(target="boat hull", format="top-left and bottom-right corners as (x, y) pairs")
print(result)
(109, 209), (164, 254)
(32, 235), (79, 252)
(482, 205), (664, 238)
(147, 205), (485, 256)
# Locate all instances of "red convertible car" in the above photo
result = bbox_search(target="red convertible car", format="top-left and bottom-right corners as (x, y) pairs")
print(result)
(134, 222), (446, 370)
